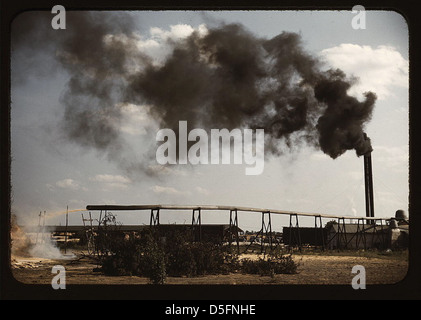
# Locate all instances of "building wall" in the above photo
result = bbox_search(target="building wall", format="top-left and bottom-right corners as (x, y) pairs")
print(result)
(282, 227), (327, 246)
(326, 231), (386, 250)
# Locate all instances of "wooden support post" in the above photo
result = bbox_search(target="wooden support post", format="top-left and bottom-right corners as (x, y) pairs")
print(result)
(314, 215), (325, 250)
(36, 211), (41, 244)
(379, 219), (386, 249)
(64, 206), (69, 254)
(229, 209), (240, 254)
(261, 211), (273, 254)
(192, 208), (201, 242)
(150, 208), (160, 226)
(371, 219), (386, 249)
(36, 211), (46, 244)
(289, 214), (302, 252)
(82, 212), (95, 256)
(355, 218), (367, 250)
(337, 217), (348, 250)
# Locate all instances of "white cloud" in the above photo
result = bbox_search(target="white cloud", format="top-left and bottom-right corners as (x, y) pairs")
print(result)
(55, 178), (81, 190)
(90, 174), (131, 184)
(89, 174), (132, 189)
(104, 23), (208, 68)
(320, 44), (408, 100)
(196, 186), (210, 195)
(148, 165), (187, 176)
(150, 185), (191, 196)
(116, 102), (154, 136)
(149, 23), (208, 42)
(150, 24), (195, 40)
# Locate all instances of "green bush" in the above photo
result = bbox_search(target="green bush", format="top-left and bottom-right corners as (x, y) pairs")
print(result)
(99, 228), (239, 283)
(100, 229), (166, 284)
(98, 226), (297, 283)
(163, 230), (239, 277)
(139, 231), (167, 284)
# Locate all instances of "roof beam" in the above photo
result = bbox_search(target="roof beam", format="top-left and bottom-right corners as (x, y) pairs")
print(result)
(85, 204), (388, 221)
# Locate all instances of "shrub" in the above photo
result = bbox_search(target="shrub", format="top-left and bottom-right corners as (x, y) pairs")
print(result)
(97, 222), (297, 283)
(138, 231), (167, 284)
(99, 228), (167, 283)
(164, 230), (239, 277)
(241, 253), (298, 277)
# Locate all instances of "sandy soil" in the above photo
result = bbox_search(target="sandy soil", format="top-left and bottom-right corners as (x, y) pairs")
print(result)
(10, 250), (408, 286)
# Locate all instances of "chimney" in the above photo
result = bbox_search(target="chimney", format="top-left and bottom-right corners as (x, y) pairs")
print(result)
(363, 147), (375, 224)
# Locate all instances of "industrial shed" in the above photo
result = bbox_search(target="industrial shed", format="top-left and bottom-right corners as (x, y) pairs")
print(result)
(50, 224), (244, 245)
(145, 224), (244, 243)
(325, 222), (410, 250)
(282, 219), (409, 251)
(325, 210), (409, 250)
(282, 227), (327, 247)
(325, 223), (387, 249)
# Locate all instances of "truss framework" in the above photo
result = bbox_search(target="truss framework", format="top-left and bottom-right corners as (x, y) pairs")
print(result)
(84, 204), (391, 254)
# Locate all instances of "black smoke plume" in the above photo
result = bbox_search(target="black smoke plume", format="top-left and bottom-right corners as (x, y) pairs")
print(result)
(12, 11), (377, 175)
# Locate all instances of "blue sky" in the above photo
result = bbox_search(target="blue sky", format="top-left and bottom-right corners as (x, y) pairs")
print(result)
(11, 10), (409, 231)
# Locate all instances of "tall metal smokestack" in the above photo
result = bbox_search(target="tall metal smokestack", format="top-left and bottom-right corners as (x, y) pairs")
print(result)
(363, 135), (375, 223)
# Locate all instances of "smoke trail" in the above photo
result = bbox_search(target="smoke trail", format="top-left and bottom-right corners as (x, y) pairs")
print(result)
(11, 213), (75, 260)
(12, 12), (377, 176)
(314, 69), (376, 158)
(126, 22), (377, 159)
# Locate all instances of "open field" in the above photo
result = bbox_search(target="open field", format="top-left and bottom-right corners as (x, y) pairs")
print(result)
(11, 249), (408, 286)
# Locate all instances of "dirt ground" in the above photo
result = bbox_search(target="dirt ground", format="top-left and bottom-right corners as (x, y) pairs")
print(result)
(10, 249), (408, 286)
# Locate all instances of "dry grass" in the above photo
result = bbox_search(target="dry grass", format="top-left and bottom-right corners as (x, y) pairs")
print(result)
(11, 249), (408, 286)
